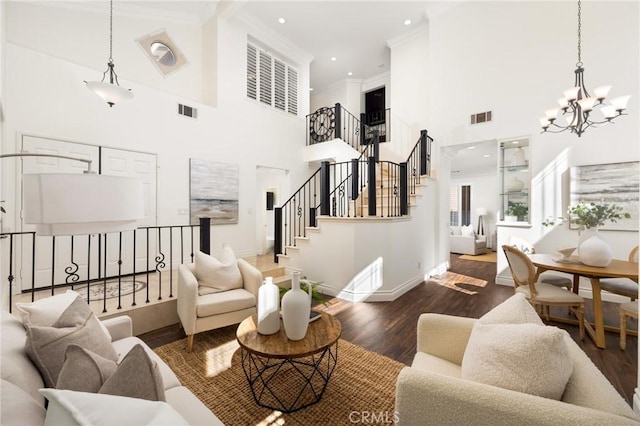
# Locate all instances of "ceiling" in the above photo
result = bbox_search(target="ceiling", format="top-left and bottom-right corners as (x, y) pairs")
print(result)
(119, 1), (457, 93)
(445, 140), (498, 178)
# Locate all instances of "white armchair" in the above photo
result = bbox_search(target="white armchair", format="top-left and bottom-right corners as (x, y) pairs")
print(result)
(177, 257), (262, 351)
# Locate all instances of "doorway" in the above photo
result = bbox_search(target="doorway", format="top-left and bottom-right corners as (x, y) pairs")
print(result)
(363, 87), (387, 143)
(255, 166), (289, 256)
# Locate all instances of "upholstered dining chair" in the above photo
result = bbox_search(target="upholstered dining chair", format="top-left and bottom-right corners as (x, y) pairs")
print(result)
(600, 246), (639, 301)
(502, 245), (585, 339)
(177, 247), (262, 352)
(619, 301), (638, 350)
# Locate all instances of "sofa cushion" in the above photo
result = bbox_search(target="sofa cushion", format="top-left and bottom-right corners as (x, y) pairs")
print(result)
(461, 322), (573, 400)
(450, 226), (462, 235)
(194, 247), (243, 295)
(16, 290), (111, 340)
(0, 379), (46, 426)
(1, 312), (46, 405)
(515, 282), (584, 303)
(478, 293), (543, 326)
(99, 344), (166, 401)
(25, 297), (119, 388)
(57, 345), (117, 393)
(196, 288), (256, 317)
(165, 386), (225, 426)
(111, 337), (181, 390)
(411, 352), (461, 378)
(39, 389), (189, 426)
(461, 224), (475, 237)
(562, 336), (638, 420)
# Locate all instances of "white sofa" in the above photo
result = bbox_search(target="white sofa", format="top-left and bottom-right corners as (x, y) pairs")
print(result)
(0, 311), (223, 426)
(449, 226), (487, 255)
(395, 296), (640, 425)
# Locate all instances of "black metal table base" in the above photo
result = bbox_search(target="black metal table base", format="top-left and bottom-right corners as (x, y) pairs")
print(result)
(240, 342), (338, 413)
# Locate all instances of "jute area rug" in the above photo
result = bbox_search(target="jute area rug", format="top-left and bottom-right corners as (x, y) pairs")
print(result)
(154, 326), (405, 426)
(459, 251), (497, 263)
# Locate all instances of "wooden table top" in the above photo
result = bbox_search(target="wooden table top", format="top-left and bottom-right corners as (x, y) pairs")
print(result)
(529, 253), (639, 279)
(236, 312), (342, 359)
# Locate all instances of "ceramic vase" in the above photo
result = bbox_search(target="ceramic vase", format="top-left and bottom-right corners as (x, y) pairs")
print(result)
(578, 228), (613, 267)
(512, 147), (526, 166)
(257, 277), (280, 335)
(506, 177), (525, 192)
(281, 271), (312, 341)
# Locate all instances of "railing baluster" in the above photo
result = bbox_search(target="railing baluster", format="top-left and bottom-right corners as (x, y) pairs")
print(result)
(132, 229), (137, 307)
(86, 235), (91, 304)
(8, 234), (14, 311)
(103, 234), (108, 313)
(30, 233), (36, 302)
(51, 236), (56, 296)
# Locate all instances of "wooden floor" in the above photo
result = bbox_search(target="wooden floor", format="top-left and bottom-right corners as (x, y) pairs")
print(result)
(140, 253), (638, 405)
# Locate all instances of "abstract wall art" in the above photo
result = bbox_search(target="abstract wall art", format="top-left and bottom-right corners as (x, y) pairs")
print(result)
(190, 159), (239, 225)
(570, 161), (639, 231)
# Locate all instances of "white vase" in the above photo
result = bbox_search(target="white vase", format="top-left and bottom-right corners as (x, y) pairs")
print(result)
(577, 227), (599, 251)
(578, 229), (613, 267)
(506, 177), (525, 192)
(257, 277), (280, 335)
(512, 147), (526, 166)
(281, 271), (312, 341)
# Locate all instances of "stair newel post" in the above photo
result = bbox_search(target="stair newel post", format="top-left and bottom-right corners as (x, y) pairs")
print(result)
(320, 161), (331, 216)
(420, 129), (428, 176)
(359, 113), (366, 146)
(274, 207), (282, 263)
(309, 207), (317, 228)
(367, 156), (377, 216)
(334, 103), (342, 140)
(351, 158), (359, 201)
(400, 162), (408, 215)
(372, 130), (380, 162)
(199, 217), (211, 255)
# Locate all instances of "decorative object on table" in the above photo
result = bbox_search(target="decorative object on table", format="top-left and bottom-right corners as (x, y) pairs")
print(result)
(84, 0), (134, 107)
(506, 176), (525, 192)
(506, 202), (528, 222)
(475, 207), (487, 235)
(281, 271), (312, 340)
(189, 159), (239, 225)
(511, 147), (526, 166)
(557, 246), (577, 260)
(257, 276), (280, 335)
(539, 0), (629, 137)
(543, 200), (630, 267)
(279, 277), (327, 305)
(570, 161), (639, 231)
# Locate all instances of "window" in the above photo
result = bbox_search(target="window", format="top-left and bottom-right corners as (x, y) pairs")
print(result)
(247, 42), (298, 116)
(449, 184), (471, 226)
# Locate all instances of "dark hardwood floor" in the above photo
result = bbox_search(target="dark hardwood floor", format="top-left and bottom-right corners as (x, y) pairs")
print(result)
(140, 254), (638, 405)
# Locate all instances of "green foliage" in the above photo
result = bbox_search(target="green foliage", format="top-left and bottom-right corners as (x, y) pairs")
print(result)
(506, 202), (528, 217)
(543, 200), (631, 231)
(279, 277), (327, 305)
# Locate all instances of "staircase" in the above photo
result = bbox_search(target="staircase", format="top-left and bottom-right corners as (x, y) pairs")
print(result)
(274, 113), (434, 301)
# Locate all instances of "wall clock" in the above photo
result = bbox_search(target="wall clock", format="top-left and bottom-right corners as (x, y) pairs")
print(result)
(309, 107), (335, 143)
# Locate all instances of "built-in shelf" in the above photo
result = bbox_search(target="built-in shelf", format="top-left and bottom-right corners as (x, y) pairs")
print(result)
(499, 138), (531, 223)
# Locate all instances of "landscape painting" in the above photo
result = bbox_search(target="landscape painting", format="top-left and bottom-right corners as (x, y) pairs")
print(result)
(570, 161), (639, 231)
(190, 159), (239, 225)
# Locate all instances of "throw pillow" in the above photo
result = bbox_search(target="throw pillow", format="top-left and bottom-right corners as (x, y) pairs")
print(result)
(510, 236), (535, 254)
(478, 293), (543, 326)
(39, 389), (189, 426)
(461, 322), (573, 400)
(16, 290), (111, 340)
(461, 224), (475, 237)
(194, 246), (242, 294)
(25, 297), (118, 388)
(57, 345), (117, 393)
(99, 344), (166, 401)
(450, 227), (462, 235)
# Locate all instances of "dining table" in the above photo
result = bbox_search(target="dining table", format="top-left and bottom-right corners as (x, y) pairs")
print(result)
(528, 253), (639, 349)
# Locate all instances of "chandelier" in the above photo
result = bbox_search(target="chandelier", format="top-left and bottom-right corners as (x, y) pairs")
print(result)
(85, 0), (133, 107)
(540, 0), (629, 137)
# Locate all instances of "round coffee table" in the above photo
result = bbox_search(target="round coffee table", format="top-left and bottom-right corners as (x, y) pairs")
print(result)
(236, 312), (341, 413)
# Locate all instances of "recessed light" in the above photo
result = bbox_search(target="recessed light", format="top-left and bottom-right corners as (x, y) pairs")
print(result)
(404, 19), (412, 26)
(331, 57), (337, 61)
(347, 72), (353, 76)
(512, 141), (519, 145)
(278, 17), (286, 24)
(483, 154), (491, 158)
(467, 146), (476, 150)
(309, 87), (314, 91)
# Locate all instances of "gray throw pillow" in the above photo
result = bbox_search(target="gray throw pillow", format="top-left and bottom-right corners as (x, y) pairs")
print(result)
(25, 297), (118, 388)
(57, 345), (117, 393)
(99, 344), (166, 401)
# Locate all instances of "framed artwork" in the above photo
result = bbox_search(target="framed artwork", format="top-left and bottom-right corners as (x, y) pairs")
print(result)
(190, 159), (239, 225)
(569, 161), (639, 231)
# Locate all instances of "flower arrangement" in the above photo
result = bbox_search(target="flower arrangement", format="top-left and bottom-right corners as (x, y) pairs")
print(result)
(543, 200), (630, 231)
(279, 277), (327, 304)
(506, 202), (528, 218)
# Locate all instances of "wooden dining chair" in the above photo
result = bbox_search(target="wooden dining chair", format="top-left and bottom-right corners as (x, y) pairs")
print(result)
(619, 301), (638, 350)
(502, 245), (585, 339)
(600, 246), (639, 301)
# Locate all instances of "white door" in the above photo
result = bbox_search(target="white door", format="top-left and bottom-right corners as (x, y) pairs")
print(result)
(19, 135), (157, 290)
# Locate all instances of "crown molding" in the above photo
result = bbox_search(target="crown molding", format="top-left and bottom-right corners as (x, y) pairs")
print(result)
(386, 21), (429, 49)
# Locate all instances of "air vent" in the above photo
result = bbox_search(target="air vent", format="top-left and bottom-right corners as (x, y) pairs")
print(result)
(470, 111), (492, 125)
(178, 104), (197, 119)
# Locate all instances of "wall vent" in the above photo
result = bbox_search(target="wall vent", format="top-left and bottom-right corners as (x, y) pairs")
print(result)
(470, 111), (492, 125)
(178, 104), (197, 119)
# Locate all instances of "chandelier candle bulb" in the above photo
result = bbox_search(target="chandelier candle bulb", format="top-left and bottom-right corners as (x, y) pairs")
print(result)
(557, 97), (569, 110)
(545, 108), (559, 120)
(593, 85), (612, 100)
(602, 105), (617, 119)
(563, 87), (580, 101)
(610, 95), (631, 111)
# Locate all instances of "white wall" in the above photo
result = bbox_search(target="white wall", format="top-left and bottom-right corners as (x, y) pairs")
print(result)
(1, 2), (312, 261)
(427, 1), (639, 274)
